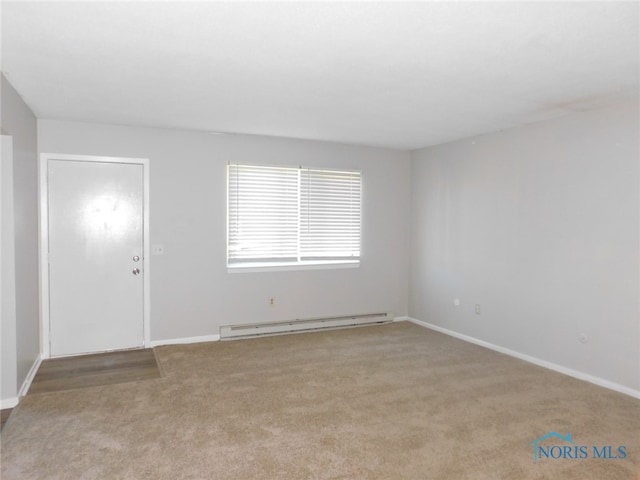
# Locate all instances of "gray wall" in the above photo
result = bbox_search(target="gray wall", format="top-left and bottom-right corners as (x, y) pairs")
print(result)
(1, 74), (40, 404)
(409, 98), (639, 391)
(38, 120), (411, 342)
(1, 134), (18, 403)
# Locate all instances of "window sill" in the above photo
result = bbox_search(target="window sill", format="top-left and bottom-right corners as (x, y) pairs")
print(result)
(227, 260), (360, 273)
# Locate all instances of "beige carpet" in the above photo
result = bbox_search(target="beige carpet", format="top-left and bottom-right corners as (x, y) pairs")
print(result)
(1, 322), (638, 479)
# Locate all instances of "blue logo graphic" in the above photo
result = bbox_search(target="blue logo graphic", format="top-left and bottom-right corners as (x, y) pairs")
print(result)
(530, 432), (575, 462)
(530, 432), (627, 462)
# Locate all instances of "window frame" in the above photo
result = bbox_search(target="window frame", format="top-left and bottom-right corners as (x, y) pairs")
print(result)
(226, 162), (362, 272)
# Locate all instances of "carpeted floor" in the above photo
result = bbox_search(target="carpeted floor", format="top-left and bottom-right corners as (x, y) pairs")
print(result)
(1, 322), (638, 479)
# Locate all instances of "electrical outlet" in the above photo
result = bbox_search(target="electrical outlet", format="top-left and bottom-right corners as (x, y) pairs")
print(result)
(269, 297), (275, 306)
(454, 298), (460, 307)
(475, 304), (481, 315)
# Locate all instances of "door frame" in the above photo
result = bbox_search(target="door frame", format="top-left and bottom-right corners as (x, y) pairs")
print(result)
(39, 153), (151, 358)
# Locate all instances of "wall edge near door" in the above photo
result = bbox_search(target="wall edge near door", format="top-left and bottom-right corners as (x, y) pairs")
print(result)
(0, 397), (19, 409)
(149, 334), (221, 347)
(407, 317), (640, 400)
(1, 354), (42, 408)
(18, 354), (42, 398)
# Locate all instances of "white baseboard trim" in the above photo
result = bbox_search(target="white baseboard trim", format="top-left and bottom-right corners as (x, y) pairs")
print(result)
(0, 354), (42, 409)
(407, 317), (640, 400)
(1, 397), (19, 409)
(393, 316), (410, 322)
(149, 334), (220, 347)
(18, 354), (43, 398)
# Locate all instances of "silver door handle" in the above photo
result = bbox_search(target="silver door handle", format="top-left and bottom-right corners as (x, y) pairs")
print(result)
(133, 255), (140, 262)
(132, 268), (141, 275)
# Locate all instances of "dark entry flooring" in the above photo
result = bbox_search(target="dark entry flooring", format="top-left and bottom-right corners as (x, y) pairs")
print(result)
(1, 348), (160, 431)
(28, 348), (161, 395)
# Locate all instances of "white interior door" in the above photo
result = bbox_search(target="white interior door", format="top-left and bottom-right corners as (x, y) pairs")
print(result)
(48, 159), (144, 356)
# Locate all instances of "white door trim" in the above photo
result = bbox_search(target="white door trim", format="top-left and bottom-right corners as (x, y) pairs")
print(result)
(39, 153), (151, 359)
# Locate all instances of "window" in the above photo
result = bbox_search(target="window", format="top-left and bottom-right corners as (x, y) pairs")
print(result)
(227, 163), (361, 269)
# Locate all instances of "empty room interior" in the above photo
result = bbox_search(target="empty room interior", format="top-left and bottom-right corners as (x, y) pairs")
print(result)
(1, 2), (639, 479)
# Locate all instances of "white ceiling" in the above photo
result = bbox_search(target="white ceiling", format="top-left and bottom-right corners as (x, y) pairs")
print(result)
(2, 1), (638, 150)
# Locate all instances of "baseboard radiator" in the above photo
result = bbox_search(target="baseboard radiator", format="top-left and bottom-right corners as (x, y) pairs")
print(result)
(220, 312), (392, 340)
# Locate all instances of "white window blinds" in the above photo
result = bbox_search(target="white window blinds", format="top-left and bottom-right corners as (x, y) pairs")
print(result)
(300, 168), (361, 261)
(228, 164), (299, 263)
(228, 164), (361, 266)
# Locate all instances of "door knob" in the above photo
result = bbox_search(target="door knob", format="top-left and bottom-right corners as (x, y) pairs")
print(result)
(132, 268), (141, 275)
(133, 255), (140, 262)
